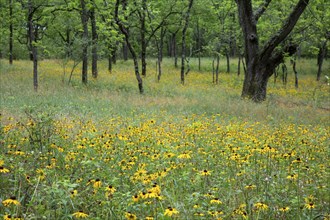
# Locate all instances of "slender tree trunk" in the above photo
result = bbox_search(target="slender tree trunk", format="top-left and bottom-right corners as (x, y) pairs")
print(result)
(108, 49), (112, 73)
(159, 28), (165, 62)
(90, 1), (98, 78)
(9, 0), (13, 64)
(196, 19), (201, 71)
(28, 0), (38, 91)
(292, 59), (298, 88)
(237, 55), (241, 76)
(157, 56), (162, 82)
(115, 0), (143, 94)
(215, 54), (220, 84)
(80, 0), (89, 84)
(212, 58), (215, 83)
(317, 40), (327, 81)
(112, 48), (117, 64)
(226, 50), (230, 73)
(171, 33), (178, 68)
(281, 63), (287, 85)
(157, 27), (166, 82)
(122, 42), (128, 60)
(241, 54), (247, 76)
(140, 0), (147, 77)
(181, 0), (194, 85)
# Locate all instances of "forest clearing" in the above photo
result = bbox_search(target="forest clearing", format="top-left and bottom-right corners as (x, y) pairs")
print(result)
(0, 58), (329, 219)
(1, 0), (329, 219)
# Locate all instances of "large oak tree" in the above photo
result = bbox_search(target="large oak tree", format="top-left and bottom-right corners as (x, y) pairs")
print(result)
(235, 0), (309, 102)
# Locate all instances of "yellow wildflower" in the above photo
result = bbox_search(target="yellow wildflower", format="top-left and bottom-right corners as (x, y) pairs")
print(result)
(2, 197), (20, 207)
(254, 202), (268, 211)
(125, 212), (137, 220)
(164, 207), (179, 217)
(72, 211), (89, 218)
(0, 166), (10, 173)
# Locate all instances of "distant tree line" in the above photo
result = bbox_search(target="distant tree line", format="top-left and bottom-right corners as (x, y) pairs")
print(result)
(0, 0), (328, 101)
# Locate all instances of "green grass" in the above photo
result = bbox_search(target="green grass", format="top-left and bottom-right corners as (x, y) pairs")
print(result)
(0, 58), (329, 219)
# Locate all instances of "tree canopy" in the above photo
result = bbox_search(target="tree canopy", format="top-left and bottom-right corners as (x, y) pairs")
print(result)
(0, 0), (328, 100)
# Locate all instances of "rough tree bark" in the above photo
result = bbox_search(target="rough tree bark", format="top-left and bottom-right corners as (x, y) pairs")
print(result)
(236, 0), (309, 102)
(80, 0), (89, 84)
(181, 0), (194, 85)
(115, 0), (143, 94)
(90, 0), (98, 78)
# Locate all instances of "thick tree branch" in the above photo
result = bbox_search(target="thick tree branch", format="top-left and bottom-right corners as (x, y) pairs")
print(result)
(260, 0), (309, 61)
(254, 0), (272, 21)
(268, 43), (297, 76)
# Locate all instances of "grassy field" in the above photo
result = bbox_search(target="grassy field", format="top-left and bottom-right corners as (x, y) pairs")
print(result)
(0, 58), (329, 219)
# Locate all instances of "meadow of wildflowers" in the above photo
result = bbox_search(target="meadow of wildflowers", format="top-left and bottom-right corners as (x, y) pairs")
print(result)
(0, 59), (329, 219)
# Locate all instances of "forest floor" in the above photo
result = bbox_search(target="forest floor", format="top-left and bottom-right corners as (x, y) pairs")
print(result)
(0, 58), (329, 219)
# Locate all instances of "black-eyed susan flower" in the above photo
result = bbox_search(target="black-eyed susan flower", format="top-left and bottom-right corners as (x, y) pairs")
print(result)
(193, 204), (200, 209)
(70, 190), (78, 198)
(201, 169), (211, 176)
(72, 210), (89, 218)
(178, 153), (191, 159)
(244, 184), (256, 190)
(208, 211), (217, 217)
(279, 206), (290, 212)
(292, 157), (302, 163)
(2, 197), (20, 207)
(145, 216), (154, 220)
(164, 207), (179, 217)
(254, 202), (268, 211)
(304, 202), (316, 209)
(286, 174), (298, 180)
(93, 179), (102, 188)
(105, 185), (116, 194)
(0, 166), (10, 173)
(149, 183), (161, 194)
(36, 169), (45, 180)
(3, 214), (23, 220)
(210, 198), (222, 204)
(125, 212), (137, 220)
(194, 212), (205, 216)
(132, 194), (139, 202)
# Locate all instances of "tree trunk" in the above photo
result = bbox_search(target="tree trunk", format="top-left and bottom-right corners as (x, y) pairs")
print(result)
(140, 0), (147, 77)
(212, 59), (215, 83)
(28, 0), (38, 91)
(108, 52), (112, 73)
(225, 50), (230, 73)
(241, 66), (270, 102)
(196, 19), (201, 71)
(9, 0), (13, 64)
(156, 27), (166, 82)
(215, 54), (220, 84)
(181, 0), (194, 85)
(292, 59), (298, 88)
(236, 0), (309, 102)
(122, 42), (128, 60)
(90, 1), (98, 78)
(80, 0), (89, 84)
(317, 40), (327, 81)
(115, 0), (143, 94)
(281, 63), (287, 85)
(171, 32), (178, 68)
(237, 55), (241, 76)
